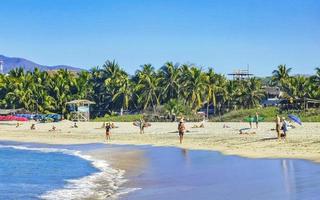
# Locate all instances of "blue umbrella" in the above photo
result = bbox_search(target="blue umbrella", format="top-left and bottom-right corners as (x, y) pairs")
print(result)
(288, 114), (302, 125)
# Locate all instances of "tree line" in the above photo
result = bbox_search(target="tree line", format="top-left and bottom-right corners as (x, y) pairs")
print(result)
(0, 61), (319, 118)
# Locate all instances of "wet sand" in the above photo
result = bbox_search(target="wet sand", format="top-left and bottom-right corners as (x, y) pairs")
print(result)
(118, 145), (320, 200)
(1, 121), (320, 163)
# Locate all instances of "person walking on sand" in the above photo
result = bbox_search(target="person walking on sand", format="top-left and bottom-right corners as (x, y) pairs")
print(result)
(255, 112), (259, 128)
(105, 122), (111, 141)
(276, 115), (281, 139)
(178, 119), (186, 144)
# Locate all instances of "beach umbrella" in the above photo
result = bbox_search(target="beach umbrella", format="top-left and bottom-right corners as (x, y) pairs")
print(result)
(288, 114), (302, 125)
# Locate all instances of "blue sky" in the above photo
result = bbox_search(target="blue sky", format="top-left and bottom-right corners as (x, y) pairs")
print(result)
(1, 0), (319, 76)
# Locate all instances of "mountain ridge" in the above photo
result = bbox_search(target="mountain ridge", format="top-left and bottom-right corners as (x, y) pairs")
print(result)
(0, 55), (83, 73)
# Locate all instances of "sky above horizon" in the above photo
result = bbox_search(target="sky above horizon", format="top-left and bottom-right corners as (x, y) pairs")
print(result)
(1, 0), (320, 76)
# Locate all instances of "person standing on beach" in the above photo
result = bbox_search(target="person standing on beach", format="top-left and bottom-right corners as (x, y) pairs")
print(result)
(255, 112), (259, 128)
(105, 122), (111, 141)
(178, 119), (186, 144)
(281, 117), (288, 140)
(139, 118), (145, 134)
(248, 115), (253, 128)
(276, 115), (281, 138)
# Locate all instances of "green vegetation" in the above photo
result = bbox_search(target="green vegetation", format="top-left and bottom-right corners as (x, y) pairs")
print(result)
(92, 114), (143, 122)
(0, 62), (319, 121)
(212, 107), (278, 122)
(212, 107), (320, 122)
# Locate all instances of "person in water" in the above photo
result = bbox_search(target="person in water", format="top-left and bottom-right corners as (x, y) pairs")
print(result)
(275, 115), (281, 139)
(105, 122), (111, 141)
(178, 119), (186, 144)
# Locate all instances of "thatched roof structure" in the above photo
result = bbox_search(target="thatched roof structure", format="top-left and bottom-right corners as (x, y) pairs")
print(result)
(0, 108), (27, 115)
(66, 99), (95, 105)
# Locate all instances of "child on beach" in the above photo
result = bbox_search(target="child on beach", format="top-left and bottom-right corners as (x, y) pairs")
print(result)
(105, 122), (111, 141)
(178, 119), (186, 144)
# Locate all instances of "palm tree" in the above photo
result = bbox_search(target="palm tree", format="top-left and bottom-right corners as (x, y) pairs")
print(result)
(283, 76), (309, 99)
(239, 78), (265, 108)
(182, 66), (206, 111)
(164, 99), (184, 117)
(312, 67), (320, 87)
(272, 64), (291, 87)
(48, 69), (75, 115)
(102, 60), (129, 111)
(205, 68), (226, 116)
(135, 64), (161, 111)
(89, 66), (108, 116)
(112, 76), (133, 111)
(159, 62), (180, 102)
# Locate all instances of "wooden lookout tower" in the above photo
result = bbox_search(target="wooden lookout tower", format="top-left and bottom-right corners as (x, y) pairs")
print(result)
(66, 99), (95, 121)
(228, 68), (253, 81)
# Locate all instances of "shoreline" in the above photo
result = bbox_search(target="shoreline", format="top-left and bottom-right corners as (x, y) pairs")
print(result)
(0, 141), (140, 199)
(1, 121), (320, 163)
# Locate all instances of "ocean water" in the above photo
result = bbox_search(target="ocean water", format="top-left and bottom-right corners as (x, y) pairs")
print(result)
(0, 146), (97, 199)
(2, 142), (320, 200)
(0, 142), (129, 200)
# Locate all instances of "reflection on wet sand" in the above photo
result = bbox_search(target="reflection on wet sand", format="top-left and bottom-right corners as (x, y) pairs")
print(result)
(281, 159), (296, 198)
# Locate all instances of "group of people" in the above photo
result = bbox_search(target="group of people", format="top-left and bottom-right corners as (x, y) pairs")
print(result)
(20, 113), (295, 144)
(248, 112), (260, 129)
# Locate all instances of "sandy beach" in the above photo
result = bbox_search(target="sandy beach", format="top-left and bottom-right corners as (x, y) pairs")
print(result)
(1, 121), (320, 162)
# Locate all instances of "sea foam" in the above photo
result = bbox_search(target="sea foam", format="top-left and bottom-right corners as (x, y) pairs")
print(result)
(0, 144), (140, 200)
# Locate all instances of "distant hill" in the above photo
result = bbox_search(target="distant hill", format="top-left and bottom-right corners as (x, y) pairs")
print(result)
(0, 55), (83, 73)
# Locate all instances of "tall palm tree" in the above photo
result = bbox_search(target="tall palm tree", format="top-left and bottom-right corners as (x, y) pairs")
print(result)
(205, 68), (226, 116)
(112, 76), (133, 111)
(89, 66), (109, 117)
(159, 62), (180, 102)
(272, 64), (291, 87)
(182, 66), (206, 110)
(135, 64), (161, 111)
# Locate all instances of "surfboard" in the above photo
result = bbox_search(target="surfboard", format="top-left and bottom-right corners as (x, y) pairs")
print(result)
(244, 116), (264, 122)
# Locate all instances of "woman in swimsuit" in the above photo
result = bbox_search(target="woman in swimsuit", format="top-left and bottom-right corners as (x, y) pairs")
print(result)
(105, 122), (111, 141)
(178, 119), (186, 144)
